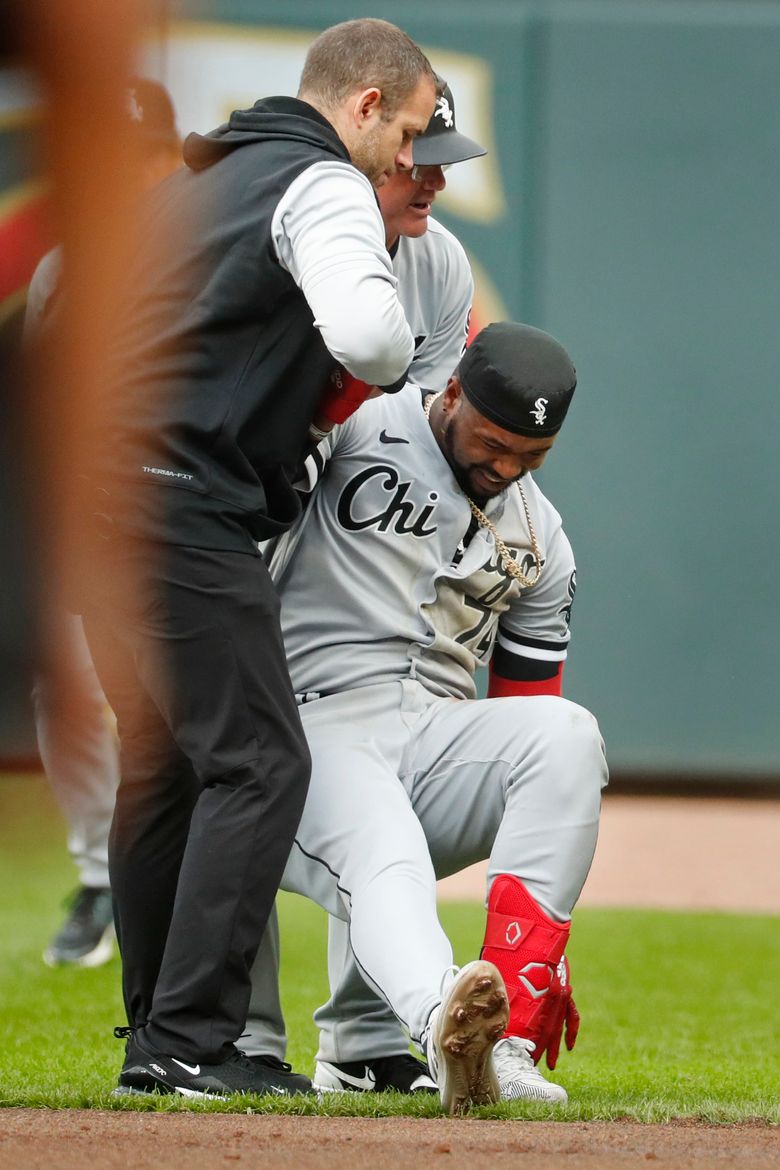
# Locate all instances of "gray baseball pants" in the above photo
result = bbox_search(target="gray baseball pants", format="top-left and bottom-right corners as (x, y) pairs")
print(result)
(243, 679), (607, 1058)
(32, 612), (118, 889)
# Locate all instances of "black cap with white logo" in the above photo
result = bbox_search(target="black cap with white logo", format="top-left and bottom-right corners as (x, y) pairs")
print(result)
(457, 322), (577, 438)
(412, 81), (487, 167)
(126, 78), (180, 147)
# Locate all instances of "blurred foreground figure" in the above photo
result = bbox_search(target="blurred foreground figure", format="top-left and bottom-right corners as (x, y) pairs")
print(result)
(75, 19), (437, 1099)
(0, 0), (145, 760)
(25, 80), (182, 969)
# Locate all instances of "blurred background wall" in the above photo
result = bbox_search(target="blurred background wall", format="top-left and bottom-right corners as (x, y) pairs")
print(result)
(2, 0), (779, 782)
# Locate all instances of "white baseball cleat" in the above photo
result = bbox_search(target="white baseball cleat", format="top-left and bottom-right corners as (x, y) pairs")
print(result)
(423, 960), (509, 1116)
(492, 1036), (568, 1104)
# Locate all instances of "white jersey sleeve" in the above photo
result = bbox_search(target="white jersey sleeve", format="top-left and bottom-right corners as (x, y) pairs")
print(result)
(393, 217), (473, 391)
(271, 161), (414, 387)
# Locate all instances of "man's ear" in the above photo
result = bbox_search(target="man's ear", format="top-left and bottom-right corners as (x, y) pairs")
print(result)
(442, 374), (463, 413)
(352, 87), (383, 126)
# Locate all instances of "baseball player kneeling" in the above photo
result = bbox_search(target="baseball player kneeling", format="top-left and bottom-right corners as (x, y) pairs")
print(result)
(267, 322), (608, 1109)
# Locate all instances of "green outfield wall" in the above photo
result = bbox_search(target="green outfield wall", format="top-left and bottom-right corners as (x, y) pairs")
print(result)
(3, 1), (779, 777)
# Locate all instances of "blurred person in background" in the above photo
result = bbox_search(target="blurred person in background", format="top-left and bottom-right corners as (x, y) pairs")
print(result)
(0, 0), (146, 777)
(24, 79), (183, 969)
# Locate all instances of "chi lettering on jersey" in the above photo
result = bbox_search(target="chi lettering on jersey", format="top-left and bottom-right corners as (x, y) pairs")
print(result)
(337, 465), (439, 538)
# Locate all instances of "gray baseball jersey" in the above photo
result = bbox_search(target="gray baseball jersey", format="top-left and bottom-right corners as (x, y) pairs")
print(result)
(270, 385), (575, 702)
(391, 216), (473, 391)
(24, 245), (119, 891)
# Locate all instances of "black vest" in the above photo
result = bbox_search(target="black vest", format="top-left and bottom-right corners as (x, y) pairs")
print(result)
(93, 98), (353, 550)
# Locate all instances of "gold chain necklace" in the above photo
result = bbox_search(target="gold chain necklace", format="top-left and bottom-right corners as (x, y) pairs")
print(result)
(424, 392), (544, 588)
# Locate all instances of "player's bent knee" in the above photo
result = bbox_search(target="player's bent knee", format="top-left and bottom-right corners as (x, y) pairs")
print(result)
(554, 700), (609, 803)
(531, 695), (603, 749)
(503, 696), (608, 806)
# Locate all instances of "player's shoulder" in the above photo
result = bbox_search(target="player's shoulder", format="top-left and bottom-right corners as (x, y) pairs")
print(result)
(500, 475), (575, 603)
(363, 381), (424, 427)
(511, 472), (565, 539)
(275, 158), (380, 220)
(336, 381), (422, 440)
(424, 215), (468, 252)
(298, 157), (374, 189)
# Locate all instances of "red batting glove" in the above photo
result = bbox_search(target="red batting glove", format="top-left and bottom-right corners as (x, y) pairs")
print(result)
(318, 366), (375, 425)
(540, 956), (580, 1070)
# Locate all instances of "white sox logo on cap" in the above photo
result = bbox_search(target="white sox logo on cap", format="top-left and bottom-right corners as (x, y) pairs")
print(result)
(435, 95), (454, 128)
(530, 397), (548, 426)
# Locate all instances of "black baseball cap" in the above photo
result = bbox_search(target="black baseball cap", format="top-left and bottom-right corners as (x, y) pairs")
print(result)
(457, 322), (577, 438)
(126, 78), (180, 146)
(412, 81), (487, 167)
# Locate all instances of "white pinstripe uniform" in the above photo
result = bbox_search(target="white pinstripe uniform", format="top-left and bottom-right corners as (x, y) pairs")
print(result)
(263, 384), (606, 1057)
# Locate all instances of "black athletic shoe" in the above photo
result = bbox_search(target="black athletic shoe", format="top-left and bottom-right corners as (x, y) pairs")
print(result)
(43, 886), (115, 968)
(114, 1029), (313, 1099)
(245, 1054), (314, 1096)
(313, 1052), (437, 1094)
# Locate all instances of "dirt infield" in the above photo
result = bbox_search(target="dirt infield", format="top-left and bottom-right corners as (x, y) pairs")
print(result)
(437, 795), (780, 914)
(0, 1110), (777, 1170)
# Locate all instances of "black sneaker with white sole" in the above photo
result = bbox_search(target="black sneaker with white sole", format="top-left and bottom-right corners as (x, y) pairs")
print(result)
(245, 1053), (315, 1095)
(114, 1029), (313, 1099)
(314, 1052), (437, 1094)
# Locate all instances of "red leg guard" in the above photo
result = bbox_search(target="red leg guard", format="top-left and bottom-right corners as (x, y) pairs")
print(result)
(480, 875), (574, 1066)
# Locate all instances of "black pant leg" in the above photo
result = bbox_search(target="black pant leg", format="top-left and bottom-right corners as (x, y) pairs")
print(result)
(83, 541), (310, 1062)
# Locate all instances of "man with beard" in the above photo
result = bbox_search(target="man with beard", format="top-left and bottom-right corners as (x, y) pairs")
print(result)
(265, 322), (609, 1105)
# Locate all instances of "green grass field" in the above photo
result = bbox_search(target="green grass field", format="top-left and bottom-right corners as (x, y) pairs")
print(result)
(1, 772), (778, 1122)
